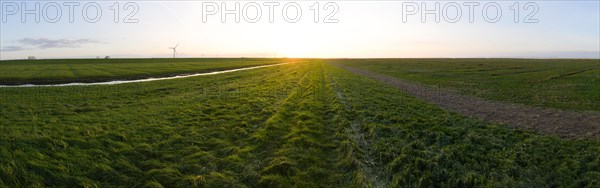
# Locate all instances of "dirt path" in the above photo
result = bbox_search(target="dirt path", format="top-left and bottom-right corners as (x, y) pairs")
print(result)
(334, 63), (600, 139)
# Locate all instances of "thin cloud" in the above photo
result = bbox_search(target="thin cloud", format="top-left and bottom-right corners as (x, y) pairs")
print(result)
(18, 38), (100, 49)
(0, 46), (26, 52)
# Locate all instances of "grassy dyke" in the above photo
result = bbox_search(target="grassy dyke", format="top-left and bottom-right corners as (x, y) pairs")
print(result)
(334, 59), (600, 110)
(0, 60), (598, 187)
(0, 58), (284, 85)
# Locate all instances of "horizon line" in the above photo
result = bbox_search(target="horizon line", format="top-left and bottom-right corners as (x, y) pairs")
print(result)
(2, 56), (600, 61)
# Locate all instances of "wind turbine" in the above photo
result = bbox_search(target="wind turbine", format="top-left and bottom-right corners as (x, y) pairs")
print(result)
(169, 43), (179, 58)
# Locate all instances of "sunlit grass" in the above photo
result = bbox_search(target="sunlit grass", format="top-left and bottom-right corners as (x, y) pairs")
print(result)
(0, 60), (598, 187)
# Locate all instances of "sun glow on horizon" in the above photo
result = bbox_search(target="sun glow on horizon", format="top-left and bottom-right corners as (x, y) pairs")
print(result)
(276, 41), (313, 58)
(268, 24), (322, 58)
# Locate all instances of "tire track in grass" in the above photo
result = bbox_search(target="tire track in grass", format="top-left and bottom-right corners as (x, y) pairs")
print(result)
(534, 67), (597, 83)
(316, 61), (348, 185)
(237, 64), (307, 186)
(253, 61), (345, 186)
(489, 68), (553, 76)
(326, 63), (390, 187)
(67, 64), (81, 78)
(250, 62), (315, 186)
(333, 63), (600, 139)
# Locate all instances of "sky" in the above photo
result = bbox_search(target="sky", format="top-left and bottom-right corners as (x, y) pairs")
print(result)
(0, 0), (599, 60)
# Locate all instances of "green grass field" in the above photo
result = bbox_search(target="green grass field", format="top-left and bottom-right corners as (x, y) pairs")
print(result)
(0, 58), (283, 85)
(0, 59), (598, 187)
(335, 59), (600, 110)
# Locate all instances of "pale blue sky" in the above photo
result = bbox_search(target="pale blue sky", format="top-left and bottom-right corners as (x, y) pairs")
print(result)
(1, 1), (599, 60)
